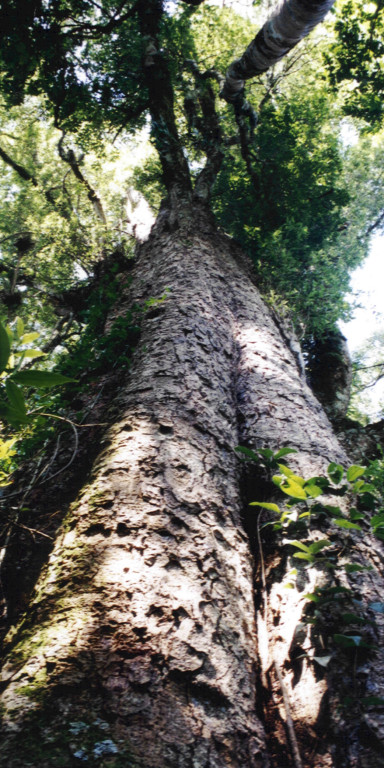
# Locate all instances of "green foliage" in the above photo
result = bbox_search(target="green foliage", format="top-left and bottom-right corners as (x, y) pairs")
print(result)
(0, 0), (147, 138)
(326, 0), (384, 129)
(0, 316), (75, 489)
(55, 271), (140, 383)
(0, 95), (145, 334)
(212, 79), (363, 336)
(0, 316), (74, 426)
(349, 326), (384, 422)
(242, 443), (384, 698)
(0, 0), (381, 350)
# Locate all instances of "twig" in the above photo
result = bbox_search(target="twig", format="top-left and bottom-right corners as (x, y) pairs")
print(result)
(36, 420), (79, 485)
(274, 659), (303, 768)
(14, 522), (54, 540)
(256, 510), (303, 768)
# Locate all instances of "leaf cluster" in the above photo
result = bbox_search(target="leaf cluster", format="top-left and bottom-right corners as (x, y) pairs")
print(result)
(0, 0), (147, 137)
(326, 0), (384, 129)
(243, 443), (384, 697)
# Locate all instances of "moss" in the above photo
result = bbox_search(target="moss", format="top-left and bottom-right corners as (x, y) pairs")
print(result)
(16, 668), (48, 701)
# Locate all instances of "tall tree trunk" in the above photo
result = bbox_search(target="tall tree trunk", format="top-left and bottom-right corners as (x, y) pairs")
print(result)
(0, 205), (383, 768)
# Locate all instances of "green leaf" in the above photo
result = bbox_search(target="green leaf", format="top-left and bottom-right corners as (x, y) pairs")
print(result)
(293, 552), (314, 562)
(286, 539), (310, 553)
(278, 464), (305, 485)
(347, 465), (366, 482)
(344, 563), (372, 573)
(273, 447), (297, 459)
(349, 508), (365, 521)
(333, 634), (363, 647)
(235, 446), (260, 462)
(20, 332), (40, 344)
(308, 476), (331, 491)
(351, 480), (365, 492)
(257, 448), (274, 459)
(2, 405), (29, 426)
(11, 371), (76, 388)
(14, 349), (46, 359)
(334, 519), (362, 531)
(371, 512), (384, 527)
(5, 379), (26, 415)
(303, 482), (323, 498)
(353, 481), (375, 493)
(328, 462), (344, 484)
(359, 492), (376, 510)
(341, 613), (366, 625)
(280, 480), (307, 500)
(249, 502), (281, 513)
(308, 539), (331, 554)
(320, 504), (342, 517)
(0, 437), (17, 461)
(16, 317), (25, 339)
(0, 321), (11, 375)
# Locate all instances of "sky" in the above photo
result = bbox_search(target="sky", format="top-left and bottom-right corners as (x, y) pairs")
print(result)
(340, 233), (384, 354)
(340, 234), (384, 419)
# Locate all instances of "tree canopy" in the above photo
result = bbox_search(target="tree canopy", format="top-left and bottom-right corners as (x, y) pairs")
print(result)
(0, 0), (383, 409)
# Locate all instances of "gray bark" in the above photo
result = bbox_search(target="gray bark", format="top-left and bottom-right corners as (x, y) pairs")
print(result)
(222, 0), (335, 104)
(0, 207), (383, 767)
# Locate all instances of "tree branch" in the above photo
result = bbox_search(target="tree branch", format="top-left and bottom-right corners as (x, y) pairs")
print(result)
(366, 209), (384, 236)
(137, 0), (192, 208)
(62, 0), (140, 38)
(57, 133), (108, 225)
(184, 60), (224, 203)
(0, 143), (63, 213)
(221, 0), (335, 110)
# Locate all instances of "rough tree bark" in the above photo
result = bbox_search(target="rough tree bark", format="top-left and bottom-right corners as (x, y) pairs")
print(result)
(1, 203), (383, 768)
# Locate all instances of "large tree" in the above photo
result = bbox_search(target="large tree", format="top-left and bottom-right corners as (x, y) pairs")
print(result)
(0, 1), (383, 767)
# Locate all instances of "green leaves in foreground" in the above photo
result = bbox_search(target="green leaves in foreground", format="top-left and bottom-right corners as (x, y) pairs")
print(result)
(0, 322), (11, 376)
(0, 318), (75, 426)
(244, 443), (384, 698)
(11, 371), (75, 388)
(239, 442), (383, 543)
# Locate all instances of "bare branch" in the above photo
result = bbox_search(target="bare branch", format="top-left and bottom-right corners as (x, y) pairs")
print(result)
(57, 133), (108, 225)
(0, 143), (59, 208)
(366, 209), (384, 236)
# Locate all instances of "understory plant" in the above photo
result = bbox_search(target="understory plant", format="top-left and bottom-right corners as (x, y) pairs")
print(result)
(237, 444), (384, 707)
